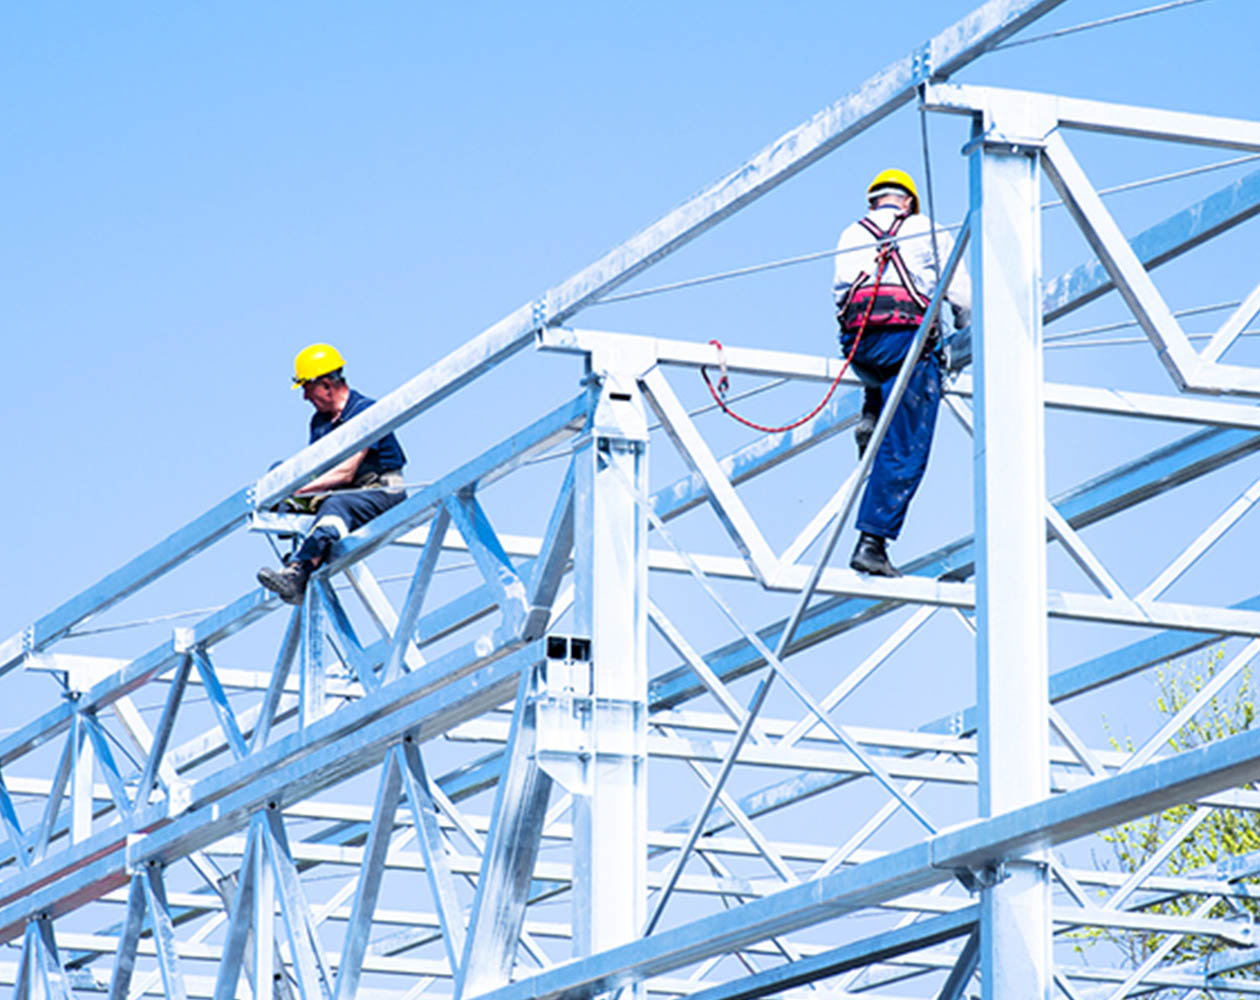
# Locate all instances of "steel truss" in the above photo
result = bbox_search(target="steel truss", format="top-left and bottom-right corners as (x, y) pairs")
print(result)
(6, 1), (1260, 998)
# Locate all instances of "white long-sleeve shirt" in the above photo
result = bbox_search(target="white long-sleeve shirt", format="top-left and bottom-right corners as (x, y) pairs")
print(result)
(832, 206), (971, 329)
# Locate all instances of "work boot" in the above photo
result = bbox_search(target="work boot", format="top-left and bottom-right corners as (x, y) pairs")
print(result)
(257, 560), (312, 605)
(850, 532), (900, 578)
(854, 412), (877, 459)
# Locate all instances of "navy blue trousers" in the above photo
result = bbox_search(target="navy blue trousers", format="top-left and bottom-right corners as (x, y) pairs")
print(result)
(839, 326), (941, 540)
(296, 488), (405, 564)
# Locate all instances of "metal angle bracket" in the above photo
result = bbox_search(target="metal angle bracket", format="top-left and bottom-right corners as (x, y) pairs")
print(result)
(533, 634), (594, 795)
(124, 834), (144, 877)
(911, 41), (933, 84)
(1218, 915), (1259, 948)
(591, 381), (648, 443)
(172, 627), (195, 655)
(928, 82), (1056, 155)
(952, 860), (1010, 894)
(531, 295), (550, 331)
(533, 634), (644, 796)
(165, 777), (194, 819)
(960, 124), (1048, 158)
(552, 329), (654, 442)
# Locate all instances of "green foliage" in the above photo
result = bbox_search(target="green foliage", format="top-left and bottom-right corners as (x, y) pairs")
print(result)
(1074, 646), (1260, 983)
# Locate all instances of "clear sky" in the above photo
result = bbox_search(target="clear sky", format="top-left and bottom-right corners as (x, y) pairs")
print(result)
(4, 0), (1259, 744)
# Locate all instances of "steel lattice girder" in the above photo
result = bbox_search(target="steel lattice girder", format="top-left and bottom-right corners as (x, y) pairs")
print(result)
(465, 723), (1260, 1000)
(9, 231), (1260, 987)
(7, 367), (1255, 940)
(1, 0), (1069, 676)
(10, 1), (1260, 998)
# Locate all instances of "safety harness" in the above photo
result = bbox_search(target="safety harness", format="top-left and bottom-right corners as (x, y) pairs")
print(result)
(699, 210), (938, 435)
(699, 225), (898, 435)
(837, 212), (929, 333)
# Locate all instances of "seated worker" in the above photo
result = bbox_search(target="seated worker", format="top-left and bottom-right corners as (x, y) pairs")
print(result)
(833, 168), (971, 577)
(257, 343), (407, 604)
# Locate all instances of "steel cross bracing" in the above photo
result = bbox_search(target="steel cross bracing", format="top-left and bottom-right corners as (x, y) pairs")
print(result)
(7, 2), (1260, 999)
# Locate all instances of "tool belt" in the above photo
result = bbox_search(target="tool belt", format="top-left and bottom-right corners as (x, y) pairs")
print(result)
(275, 470), (405, 515)
(353, 469), (405, 491)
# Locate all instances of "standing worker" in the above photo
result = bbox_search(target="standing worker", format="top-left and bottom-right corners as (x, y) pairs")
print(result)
(257, 343), (408, 604)
(833, 169), (970, 577)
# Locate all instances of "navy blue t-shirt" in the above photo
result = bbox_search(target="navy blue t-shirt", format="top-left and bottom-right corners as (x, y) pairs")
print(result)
(309, 388), (406, 479)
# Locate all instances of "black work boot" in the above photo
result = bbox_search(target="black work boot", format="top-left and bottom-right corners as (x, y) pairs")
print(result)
(850, 532), (901, 578)
(257, 560), (312, 605)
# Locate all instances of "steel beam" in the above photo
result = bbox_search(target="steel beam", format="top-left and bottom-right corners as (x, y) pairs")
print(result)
(969, 105), (1052, 1000)
(681, 907), (978, 1000)
(11, 5), (1260, 996)
(568, 372), (649, 967)
(0, 639), (545, 943)
(469, 721), (1260, 1000)
(456, 677), (554, 999)
(246, 0), (1069, 513)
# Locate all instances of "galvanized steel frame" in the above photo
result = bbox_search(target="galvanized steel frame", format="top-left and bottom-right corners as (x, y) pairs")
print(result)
(7, 1), (1260, 998)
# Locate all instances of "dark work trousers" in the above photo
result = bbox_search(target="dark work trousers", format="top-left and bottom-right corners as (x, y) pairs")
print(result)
(839, 325), (941, 540)
(295, 487), (406, 564)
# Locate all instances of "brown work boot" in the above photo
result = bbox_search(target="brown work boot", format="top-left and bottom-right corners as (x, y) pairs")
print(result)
(257, 560), (312, 605)
(850, 533), (901, 578)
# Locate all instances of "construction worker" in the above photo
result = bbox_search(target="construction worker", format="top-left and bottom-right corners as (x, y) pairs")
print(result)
(833, 169), (971, 577)
(257, 344), (407, 604)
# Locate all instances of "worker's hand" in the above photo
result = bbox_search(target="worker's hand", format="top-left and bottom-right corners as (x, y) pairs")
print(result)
(282, 495), (323, 515)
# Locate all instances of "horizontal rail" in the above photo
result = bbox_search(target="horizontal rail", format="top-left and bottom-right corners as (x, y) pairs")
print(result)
(0, 638), (545, 943)
(472, 722), (1260, 1000)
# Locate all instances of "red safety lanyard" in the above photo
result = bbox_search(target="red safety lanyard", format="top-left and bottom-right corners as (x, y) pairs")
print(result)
(699, 215), (903, 435)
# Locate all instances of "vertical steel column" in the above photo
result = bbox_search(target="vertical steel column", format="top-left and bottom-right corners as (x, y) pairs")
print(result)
(570, 356), (649, 972)
(968, 98), (1051, 1000)
(71, 710), (93, 844)
(300, 589), (326, 731)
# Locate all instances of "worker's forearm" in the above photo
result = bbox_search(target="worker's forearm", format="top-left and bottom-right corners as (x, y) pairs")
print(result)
(294, 449), (367, 494)
(296, 470), (353, 494)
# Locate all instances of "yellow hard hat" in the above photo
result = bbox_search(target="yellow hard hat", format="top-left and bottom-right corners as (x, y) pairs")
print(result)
(292, 343), (346, 388)
(867, 168), (919, 213)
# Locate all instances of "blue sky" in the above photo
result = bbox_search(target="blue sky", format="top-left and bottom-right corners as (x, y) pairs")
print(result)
(4, 0), (1260, 741)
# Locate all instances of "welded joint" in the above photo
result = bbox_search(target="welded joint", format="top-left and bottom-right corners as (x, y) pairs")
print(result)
(520, 607), (554, 643)
(533, 637), (644, 793)
(165, 778), (193, 819)
(1179, 355), (1260, 398)
(1222, 918), (1257, 947)
(961, 124), (1049, 158)
(492, 592), (531, 644)
(533, 646), (593, 793)
(486, 584), (532, 647)
(591, 375), (649, 443)
(172, 628), (195, 655)
(124, 833), (144, 876)
(925, 82), (1057, 137)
